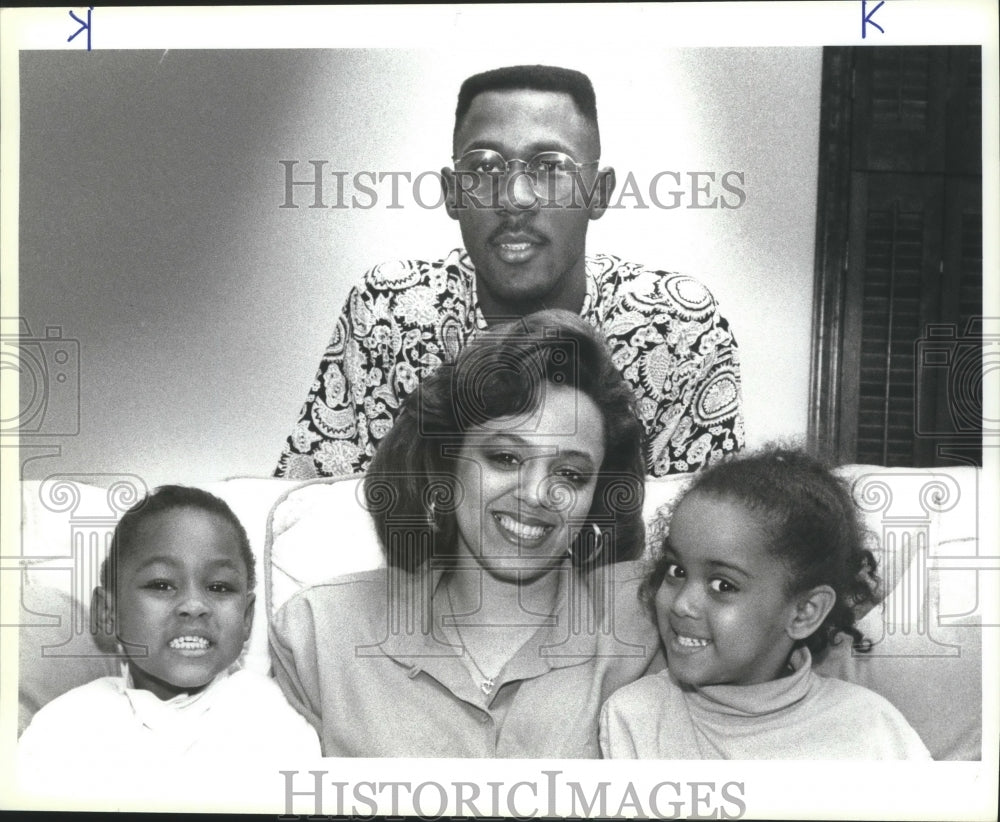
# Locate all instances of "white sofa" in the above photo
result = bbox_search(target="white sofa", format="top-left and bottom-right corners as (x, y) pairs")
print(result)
(15, 465), (987, 760)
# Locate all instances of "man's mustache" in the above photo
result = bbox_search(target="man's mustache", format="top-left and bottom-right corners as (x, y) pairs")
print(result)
(489, 223), (546, 245)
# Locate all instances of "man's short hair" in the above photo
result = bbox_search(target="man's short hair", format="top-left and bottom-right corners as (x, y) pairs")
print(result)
(454, 65), (600, 147)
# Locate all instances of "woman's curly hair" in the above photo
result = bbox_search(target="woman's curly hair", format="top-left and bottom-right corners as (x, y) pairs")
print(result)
(640, 446), (879, 656)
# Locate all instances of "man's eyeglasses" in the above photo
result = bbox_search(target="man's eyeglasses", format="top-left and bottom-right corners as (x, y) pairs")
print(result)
(451, 149), (600, 204)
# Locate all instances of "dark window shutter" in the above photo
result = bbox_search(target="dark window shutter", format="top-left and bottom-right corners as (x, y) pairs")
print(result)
(845, 174), (944, 466)
(810, 46), (983, 468)
(852, 47), (948, 172)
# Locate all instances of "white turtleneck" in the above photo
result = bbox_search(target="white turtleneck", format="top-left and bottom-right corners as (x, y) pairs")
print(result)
(600, 647), (931, 760)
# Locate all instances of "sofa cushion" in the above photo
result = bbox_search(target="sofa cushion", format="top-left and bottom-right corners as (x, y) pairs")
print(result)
(17, 585), (118, 736)
(17, 465), (985, 761)
(267, 476), (385, 619)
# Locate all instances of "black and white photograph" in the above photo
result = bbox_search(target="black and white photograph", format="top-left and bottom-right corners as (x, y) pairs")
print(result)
(1, 3), (997, 818)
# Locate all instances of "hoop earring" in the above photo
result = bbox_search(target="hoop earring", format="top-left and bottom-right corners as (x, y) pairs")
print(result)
(425, 500), (440, 533)
(568, 524), (605, 562)
(590, 523), (605, 562)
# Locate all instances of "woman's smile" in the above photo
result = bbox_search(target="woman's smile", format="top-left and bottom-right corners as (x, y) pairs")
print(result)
(491, 511), (556, 545)
(452, 384), (605, 579)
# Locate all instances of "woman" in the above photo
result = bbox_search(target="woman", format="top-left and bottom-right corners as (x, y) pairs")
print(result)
(269, 310), (663, 757)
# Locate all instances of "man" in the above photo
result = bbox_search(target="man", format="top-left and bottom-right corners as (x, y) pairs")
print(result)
(276, 65), (744, 479)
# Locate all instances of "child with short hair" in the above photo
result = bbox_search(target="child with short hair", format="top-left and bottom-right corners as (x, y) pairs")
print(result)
(18, 485), (319, 782)
(600, 448), (931, 760)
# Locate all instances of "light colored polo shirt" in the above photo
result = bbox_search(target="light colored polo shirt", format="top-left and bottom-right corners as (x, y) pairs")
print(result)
(270, 559), (663, 757)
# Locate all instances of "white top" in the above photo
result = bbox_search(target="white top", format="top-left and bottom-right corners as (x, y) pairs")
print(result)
(600, 647), (932, 760)
(17, 666), (321, 800)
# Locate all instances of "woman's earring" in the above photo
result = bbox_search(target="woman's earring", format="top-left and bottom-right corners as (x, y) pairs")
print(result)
(425, 500), (440, 532)
(591, 523), (605, 562)
(569, 524), (605, 562)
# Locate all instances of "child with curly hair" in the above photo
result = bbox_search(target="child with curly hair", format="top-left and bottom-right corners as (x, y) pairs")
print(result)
(600, 448), (931, 759)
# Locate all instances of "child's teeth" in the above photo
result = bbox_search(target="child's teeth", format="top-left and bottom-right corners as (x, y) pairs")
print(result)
(170, 636), (210, 650)
(677, 635), (710, 648)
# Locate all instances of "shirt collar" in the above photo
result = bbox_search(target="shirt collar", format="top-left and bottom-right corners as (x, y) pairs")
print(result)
(119, 661), (233, 710)
(371, 561), (606, 699)
(118, 662), (233, 733)
(687, 647), (815, 717)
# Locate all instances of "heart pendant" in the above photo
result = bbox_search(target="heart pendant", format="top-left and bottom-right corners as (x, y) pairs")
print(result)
(481, 679), (494, 695)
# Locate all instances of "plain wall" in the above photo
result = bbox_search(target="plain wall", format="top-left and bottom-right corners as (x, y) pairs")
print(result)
(17, 48), (822, 488)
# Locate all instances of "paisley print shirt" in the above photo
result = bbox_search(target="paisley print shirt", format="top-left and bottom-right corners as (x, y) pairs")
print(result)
(275, 249), (744, 478)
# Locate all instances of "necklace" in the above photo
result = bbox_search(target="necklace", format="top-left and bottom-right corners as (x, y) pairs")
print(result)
(445, 583), (497, 696)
